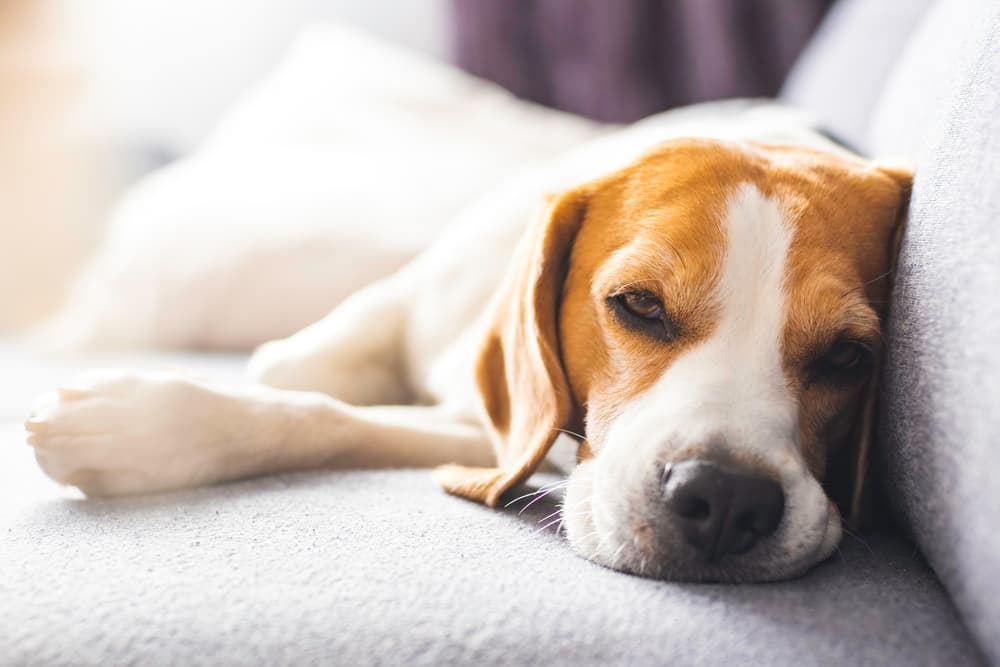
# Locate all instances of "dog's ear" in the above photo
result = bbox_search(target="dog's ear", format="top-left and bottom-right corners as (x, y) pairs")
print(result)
(844, 163), (913, 528)
(434, 188), (589, 507)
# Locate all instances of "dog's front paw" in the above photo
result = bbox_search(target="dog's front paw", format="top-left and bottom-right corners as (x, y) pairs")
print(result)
(25, 371), (244, 496)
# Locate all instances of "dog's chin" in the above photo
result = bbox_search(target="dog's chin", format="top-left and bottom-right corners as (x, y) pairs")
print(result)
(563, 460), (843, 583)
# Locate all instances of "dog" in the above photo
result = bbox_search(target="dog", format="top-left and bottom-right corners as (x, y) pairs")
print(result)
(25, 103), (911, 582)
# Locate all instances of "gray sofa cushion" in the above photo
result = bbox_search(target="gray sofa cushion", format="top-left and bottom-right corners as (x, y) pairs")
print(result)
(0, 341), (248, 422)
(779, 0), (934, 152)
(875, 1), (1000, 664)
(867, 0), (996, 160)
(0, 458), (985, 666)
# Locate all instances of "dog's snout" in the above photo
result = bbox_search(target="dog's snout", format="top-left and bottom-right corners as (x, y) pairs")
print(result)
(662, 460), (784, 561)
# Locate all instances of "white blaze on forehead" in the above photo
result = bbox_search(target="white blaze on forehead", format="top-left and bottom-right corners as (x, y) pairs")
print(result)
(606, 182), (798, 462)
(710, 182), (793, 408)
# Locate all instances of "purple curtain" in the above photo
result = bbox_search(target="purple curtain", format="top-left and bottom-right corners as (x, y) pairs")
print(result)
(451, 0), (833, 123)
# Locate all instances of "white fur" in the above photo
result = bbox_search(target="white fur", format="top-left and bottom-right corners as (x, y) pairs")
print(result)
(25, 103), (848, 581)
(564, 185), (840, 581)
(36, 23), (602, 351)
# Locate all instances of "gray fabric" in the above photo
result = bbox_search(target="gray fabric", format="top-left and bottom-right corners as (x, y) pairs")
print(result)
(877, 1), (1000, 665)
(0, 340), (246, 422)
(7, 5), (1000, 653)
(867, 0), (994, 160)
(0, 463), (984, 667)
(779, 0), (934, 152)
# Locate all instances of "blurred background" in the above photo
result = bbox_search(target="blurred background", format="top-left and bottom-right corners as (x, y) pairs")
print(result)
(0, 0), (832, 341)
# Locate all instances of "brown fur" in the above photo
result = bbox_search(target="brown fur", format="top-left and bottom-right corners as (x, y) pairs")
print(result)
(439, 138), (911, 524)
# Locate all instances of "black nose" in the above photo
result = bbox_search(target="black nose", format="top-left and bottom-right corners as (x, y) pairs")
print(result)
(662, 460), (784, 561)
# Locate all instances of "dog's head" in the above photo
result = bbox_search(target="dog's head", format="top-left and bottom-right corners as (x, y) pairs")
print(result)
(437, 138), (911, 581)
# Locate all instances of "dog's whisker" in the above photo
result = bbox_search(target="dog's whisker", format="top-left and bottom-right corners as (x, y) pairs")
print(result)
(504, 480), (570, 509)
(537, 509), (562, 525)
(840, 525), (875, 556)
(661, 237), (687, 271)
(593, 531), (615, 558)
(839, 269), (893, 298)
(503, 490), (542, 509)
(553, 427), (586, 440)
(536, 515), (566, 533)
(610, 542), (628, 568)
(517, 484), (571, 515)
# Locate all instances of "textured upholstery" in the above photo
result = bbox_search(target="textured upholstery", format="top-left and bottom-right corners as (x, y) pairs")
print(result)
(873, 1), (1000, 664)
(0, 458), (984, 667)
(4, 0), (1000, 662)
(0, 346), (984, 666)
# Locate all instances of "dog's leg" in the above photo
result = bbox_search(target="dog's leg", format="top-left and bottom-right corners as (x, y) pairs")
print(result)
(25, 370), (494, 497)
(247, 277), (415, 405)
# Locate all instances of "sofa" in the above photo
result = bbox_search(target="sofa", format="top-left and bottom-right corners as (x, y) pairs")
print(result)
(2, 0), (998, 664)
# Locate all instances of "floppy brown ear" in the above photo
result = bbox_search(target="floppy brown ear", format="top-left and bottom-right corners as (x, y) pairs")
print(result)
(434, 188), (589, 507)
(845, 163), (913, 528)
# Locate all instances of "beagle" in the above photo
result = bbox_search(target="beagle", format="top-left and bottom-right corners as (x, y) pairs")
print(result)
(25, 104), (911, 582)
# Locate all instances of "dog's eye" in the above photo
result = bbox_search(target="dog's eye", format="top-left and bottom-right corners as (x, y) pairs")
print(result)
(608, 291), (677, 342)
(809, 339), (872, 384)
(825, 341), (864, 370)
(619, 292), (663, 320)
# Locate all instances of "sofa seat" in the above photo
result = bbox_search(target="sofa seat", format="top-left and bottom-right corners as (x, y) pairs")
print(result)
(0, 344), (985, 666)
(0, 456), (984, 666)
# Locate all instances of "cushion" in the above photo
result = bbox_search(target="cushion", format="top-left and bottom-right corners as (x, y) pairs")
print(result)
(867, 0), (990, 160)
(779, 0), (935, 153)
(38, 23), (602, 352)
(875, 1), (1000, 664)
(0, 342), (247, 424)
(0, 447), (983, 666)
(0, 333), (983, 665)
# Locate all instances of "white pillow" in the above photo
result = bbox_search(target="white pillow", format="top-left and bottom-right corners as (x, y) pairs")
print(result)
(40, 22), (604, 351)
